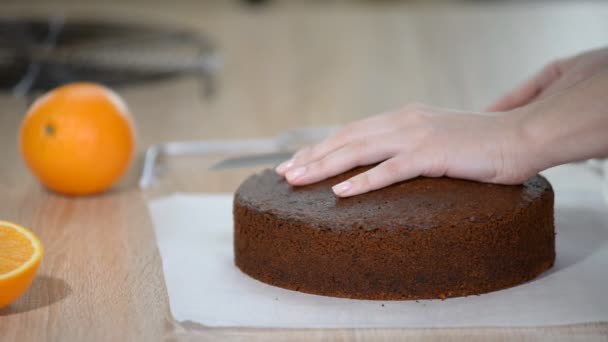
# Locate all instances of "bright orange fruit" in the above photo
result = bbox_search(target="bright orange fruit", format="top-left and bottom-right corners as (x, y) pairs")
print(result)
(0, 220), (44, 309)
(19, 83), (135, 195)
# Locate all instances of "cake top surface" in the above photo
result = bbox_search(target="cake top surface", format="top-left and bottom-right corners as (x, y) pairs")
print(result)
(235, 166), (553, 231)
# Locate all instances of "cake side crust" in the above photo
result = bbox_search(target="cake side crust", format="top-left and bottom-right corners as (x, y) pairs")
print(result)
(233, 181), (555, 300)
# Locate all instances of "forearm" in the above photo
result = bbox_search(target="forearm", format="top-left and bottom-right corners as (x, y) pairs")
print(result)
(516, 68), (608, 171)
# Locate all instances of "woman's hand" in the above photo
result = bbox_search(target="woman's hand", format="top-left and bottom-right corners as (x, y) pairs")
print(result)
(487, 47), (608, 112)
(276, 104), (536, 197)
(276, 48), (608, 197)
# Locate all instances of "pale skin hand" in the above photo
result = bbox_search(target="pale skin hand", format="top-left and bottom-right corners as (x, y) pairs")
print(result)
(487, 47), (608, 111)
(277, 106), (533, 197)
(277, 50), (608, 197)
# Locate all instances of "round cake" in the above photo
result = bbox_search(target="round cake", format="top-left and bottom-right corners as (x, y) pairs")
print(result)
(234, 166), (555, 300)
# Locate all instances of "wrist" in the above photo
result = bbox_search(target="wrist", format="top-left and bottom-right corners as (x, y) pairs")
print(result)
(501, 105), (553, 175)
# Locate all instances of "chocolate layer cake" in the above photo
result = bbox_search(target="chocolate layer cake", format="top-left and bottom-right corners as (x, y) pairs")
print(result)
(234, 166), (555, 300)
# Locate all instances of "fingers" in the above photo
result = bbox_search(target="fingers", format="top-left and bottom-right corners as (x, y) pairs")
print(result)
(486, 60), (563, 112)
(276, 112), (398, 175)
(284, 137), (396, 186)
(486, 78), (540, 112)
(535, 73), (587, 101)
(332, 156), (422, 197)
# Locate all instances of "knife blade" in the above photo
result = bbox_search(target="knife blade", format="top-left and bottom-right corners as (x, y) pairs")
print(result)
(209, 151), (294, 170)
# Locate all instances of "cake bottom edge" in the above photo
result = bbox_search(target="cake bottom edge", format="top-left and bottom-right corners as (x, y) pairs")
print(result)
(234, 258), (555, 301)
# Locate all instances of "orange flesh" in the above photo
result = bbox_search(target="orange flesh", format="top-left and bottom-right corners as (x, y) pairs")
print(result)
(0, 225), (35, 274)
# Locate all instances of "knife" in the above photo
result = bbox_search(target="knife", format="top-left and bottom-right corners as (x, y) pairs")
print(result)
(209, 151), (294, 170)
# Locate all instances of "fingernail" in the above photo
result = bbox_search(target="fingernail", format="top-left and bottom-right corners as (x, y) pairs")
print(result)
(332, 181), (352, 196)
(276, 159), (294, 174)
(286, 166), (307, 181)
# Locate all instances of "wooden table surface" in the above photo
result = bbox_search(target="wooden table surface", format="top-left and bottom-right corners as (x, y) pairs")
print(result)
(1, 1), (607, 341)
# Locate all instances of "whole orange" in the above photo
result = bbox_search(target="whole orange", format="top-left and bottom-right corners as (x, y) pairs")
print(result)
(19, 83), (135, 196)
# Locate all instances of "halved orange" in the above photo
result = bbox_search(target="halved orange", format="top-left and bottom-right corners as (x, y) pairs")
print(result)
(0, 220), (44, 308)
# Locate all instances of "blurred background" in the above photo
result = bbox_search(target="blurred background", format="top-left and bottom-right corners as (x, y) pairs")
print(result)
(2, 0), (607, 145)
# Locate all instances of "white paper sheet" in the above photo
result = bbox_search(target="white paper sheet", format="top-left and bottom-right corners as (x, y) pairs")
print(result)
(147, 166), (608, 328)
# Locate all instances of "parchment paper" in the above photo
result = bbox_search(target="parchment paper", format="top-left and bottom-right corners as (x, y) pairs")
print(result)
(147, 165), (608, 328)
